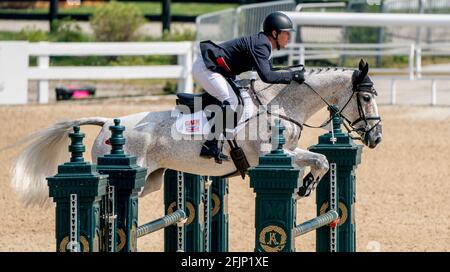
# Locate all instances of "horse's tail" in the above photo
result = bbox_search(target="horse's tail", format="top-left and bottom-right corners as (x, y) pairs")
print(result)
(10, 117), (109, 207)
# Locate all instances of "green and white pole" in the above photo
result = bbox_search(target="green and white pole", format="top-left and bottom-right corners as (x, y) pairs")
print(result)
(96, 119), (147, 252)
(47, 126), (108, 252)
(249, 119), (303, 252)
(309, 106), (362, 252)
(210, 176), (229, 252)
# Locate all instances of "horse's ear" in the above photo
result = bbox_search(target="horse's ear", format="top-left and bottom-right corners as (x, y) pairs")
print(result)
(358, 59), (366, 70)
(358, 62), (369, 81)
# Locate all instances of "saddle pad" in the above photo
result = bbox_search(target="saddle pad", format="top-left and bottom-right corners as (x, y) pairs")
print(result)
(174, 90), (254, 136)
(175, 110), (211, 135)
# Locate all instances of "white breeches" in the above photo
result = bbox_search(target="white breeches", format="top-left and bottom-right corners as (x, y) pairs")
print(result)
(192, 54), (238, 108)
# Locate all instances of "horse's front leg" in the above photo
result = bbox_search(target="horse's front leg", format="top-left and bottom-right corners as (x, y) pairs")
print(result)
(285, 148), (330, 198)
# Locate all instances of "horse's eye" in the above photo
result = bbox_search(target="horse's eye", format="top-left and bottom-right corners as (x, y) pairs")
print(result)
(362, 95), (371, 102)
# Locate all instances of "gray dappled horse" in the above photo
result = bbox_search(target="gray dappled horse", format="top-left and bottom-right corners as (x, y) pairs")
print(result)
(11, 60), (382, 206)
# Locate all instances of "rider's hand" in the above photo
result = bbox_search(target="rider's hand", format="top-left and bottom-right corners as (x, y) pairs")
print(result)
(290, 66), (305, 84)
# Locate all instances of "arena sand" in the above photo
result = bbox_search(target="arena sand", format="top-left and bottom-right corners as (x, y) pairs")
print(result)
(1, 100), (449, 252)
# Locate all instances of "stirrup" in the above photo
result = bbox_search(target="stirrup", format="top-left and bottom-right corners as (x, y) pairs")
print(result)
(200, 144), (229, 164)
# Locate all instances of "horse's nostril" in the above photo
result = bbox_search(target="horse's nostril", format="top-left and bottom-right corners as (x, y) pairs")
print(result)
(374, 136), (382, 145)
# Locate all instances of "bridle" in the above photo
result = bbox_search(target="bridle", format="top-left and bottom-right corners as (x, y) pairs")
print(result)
(247, 69), (382, 143)
(302, 70), (382, 142)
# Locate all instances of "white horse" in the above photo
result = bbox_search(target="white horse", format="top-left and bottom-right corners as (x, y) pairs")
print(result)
(11, 60), (382, 207)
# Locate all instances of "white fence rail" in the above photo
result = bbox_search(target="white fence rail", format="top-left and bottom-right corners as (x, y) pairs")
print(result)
(282, 11), (450, 106)
(0, 41), (193, 105)
(285, 12), (450, 27)
(195, 0), (296, 42)
(286, 43), (416, 79)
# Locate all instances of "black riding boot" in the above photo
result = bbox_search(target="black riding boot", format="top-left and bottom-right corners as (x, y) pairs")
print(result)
(200, 100), (233, 164)
(200, 138), (229, 164)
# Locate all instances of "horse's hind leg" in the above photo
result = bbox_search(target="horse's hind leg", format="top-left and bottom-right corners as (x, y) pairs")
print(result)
(285, 148), (329, 198)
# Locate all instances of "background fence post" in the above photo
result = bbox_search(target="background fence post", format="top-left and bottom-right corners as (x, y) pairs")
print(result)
(38, 54), (50, 104)
(49, 0), (58, 32)
(162, 0), (171, 33)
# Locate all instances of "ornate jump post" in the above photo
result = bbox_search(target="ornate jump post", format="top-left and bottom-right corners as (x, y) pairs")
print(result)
(96, 119), (147, 252)
(47, 126), (108, 252)
(249, 119), (303, 252)
(309, 106), (362, 252)
(210, 176), (229, 252)
(164, 170), (205, 252)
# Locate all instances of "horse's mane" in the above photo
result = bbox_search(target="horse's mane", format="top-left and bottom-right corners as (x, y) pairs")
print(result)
(306, 67), (353, 76)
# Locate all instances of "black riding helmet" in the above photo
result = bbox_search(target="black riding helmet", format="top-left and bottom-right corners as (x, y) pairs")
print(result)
(262, 12), (295, 50)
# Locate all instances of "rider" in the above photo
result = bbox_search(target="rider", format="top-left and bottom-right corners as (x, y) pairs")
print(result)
(193, 11), (305, 163)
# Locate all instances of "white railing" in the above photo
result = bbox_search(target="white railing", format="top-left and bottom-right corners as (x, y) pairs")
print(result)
(286, 43), (416, 79)
(195, 8), (237, 43)
(295, 2), (347, 12)
(0, 41), (193, 104)
(281, 11), (450, 106)
(195, 0), (296, 43)
(285, 12), (450, 27)
(281, 41), (450, 106)
(235, 0), (296, 38)
(416, 43), (450, 78)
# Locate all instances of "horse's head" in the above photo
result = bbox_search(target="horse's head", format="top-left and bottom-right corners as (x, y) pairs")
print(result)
(340, 59), (382, 149)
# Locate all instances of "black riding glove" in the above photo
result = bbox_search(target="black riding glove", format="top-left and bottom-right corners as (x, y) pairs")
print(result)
(290, 66), (305, 84)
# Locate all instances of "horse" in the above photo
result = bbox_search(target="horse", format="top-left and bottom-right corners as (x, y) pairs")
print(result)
(11, 59), (382, 207)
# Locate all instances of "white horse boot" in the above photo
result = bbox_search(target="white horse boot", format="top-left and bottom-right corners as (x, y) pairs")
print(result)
(297, 172), (317, 198)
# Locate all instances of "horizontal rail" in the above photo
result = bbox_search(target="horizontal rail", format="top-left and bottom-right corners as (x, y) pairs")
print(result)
(28, 42), (193, 56)
(292, 50), (410, 56)
(294, 210), (339, 237)
(286, 12), (450, 27)
(297, 2), (347, 11)
(289, 43), (413, 49)
(137, 209), (186, 238)
(238, 0), (294, 11)
(0, 13), (197, 23)
(27, 66), (184, 80)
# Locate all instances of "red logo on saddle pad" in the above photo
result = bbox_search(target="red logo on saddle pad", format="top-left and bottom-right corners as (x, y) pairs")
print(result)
(185, 119), (200, 132)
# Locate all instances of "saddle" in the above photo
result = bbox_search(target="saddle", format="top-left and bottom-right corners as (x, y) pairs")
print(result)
(175, 78), (246, 113)
(176, 92), (221, 113)
(175, 78), (250, 179)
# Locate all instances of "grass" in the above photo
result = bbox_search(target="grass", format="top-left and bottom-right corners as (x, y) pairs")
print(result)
(0, 31), (22, 40)
(0, 2), (238, 16)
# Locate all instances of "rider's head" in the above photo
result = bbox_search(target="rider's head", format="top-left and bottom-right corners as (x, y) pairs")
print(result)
(262, 12), (295, 50)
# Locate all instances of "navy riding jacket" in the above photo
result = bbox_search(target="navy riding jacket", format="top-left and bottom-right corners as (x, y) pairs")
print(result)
(200, 32), (293, 84)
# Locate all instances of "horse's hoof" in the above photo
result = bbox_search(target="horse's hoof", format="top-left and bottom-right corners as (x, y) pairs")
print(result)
(297, 172), (316, 198)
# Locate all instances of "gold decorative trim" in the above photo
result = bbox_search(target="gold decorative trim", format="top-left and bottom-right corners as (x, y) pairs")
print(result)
(259, 225), (287, 252)
(167, 201), (195, 225)
(186, 202), (195, 225)
(59, 235), (90, 252)
(319, 201), (348, 226)
(167, 202), (176, 214)
(211, 193), (221, 216)
(130, 225), (137, 252)
(339, 202), (348, 225)
(117, 228), (126, 252)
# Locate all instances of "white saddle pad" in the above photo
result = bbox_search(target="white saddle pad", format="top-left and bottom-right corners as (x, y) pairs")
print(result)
(174, 90), (254, 136)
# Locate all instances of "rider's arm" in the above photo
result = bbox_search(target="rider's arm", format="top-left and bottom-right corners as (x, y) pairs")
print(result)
(250, 43), (293, 84)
